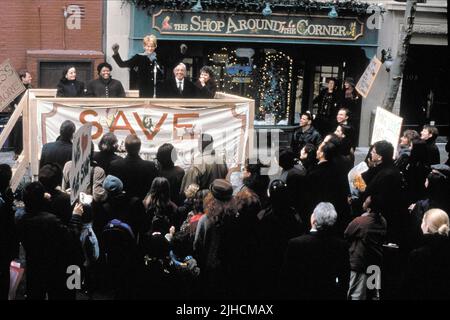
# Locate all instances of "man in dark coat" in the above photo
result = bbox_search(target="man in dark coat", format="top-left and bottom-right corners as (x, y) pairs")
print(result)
(85, 62), (125, 98)
(306, 141), (351, 234)
(39, 120), (76, 170)
(38, 163), (73, 225)
(421, 125), (440, 165)
(160, 63), (198, 98)
(16, 182), (83, 300)
(291, 112), (322, 155)
(279, 202), (350, 300)
(362, 140), (403, 243)
(109, 134), (159, 200)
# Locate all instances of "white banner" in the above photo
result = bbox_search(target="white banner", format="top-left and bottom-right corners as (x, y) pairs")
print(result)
(371, 107), (403, 157)
(70, 123), (92, 205)
(36, 101), (250, 171)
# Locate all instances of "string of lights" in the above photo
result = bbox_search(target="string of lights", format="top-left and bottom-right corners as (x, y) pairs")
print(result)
(124, 0), (375, 17)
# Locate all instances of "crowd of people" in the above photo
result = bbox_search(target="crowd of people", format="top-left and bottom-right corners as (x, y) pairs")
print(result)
(1, 112), (449, 300)
(1, 34), (450, 301)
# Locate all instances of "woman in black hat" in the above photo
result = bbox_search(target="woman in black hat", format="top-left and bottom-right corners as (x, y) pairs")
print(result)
(193, 179), (237, 298)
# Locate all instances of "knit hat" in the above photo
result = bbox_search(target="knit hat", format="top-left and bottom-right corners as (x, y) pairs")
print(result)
(103, 175), (123, 196)
(209, 179), (233, 201)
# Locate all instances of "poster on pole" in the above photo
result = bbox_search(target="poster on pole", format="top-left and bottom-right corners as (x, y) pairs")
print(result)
(70, 123), (93, 205)
(371, 107), (403, 157)
(0, 59), (26, 112)
(355, 56), (382, 98)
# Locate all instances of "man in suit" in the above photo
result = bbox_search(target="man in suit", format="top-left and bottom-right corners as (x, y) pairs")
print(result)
(109, 134), (159, 200)
(39, 120), (76, 170)
(161, 63), (198, 98)
(279, 202), (350, 300)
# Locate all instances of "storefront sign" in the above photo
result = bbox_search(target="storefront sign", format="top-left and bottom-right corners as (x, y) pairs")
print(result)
(0, 60), (26, 112)
(153, 10), (364, 41)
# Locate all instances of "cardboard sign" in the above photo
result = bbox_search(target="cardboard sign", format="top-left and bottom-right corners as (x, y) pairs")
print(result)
(70, 124), (93, 205)
(356, 56), (382, 98)
(0, 59), (26, 112)
(371, 107), (403, 157)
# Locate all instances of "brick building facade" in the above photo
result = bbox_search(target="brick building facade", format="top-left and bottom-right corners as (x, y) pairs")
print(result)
(0, 0), (104, 88)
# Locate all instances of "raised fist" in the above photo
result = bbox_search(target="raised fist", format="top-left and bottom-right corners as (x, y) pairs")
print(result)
(112, 43), (120, 54)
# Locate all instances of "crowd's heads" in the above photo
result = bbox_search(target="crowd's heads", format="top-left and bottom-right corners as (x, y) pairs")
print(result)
(38, 163), (63, 191)
(311, 202), (337, 231)
(62, 66), (77, 81)
(344, 77), (355, 88)
(335, 124), (351, 139)
(60, 120), (76, 141)
(279, 148), (297, 170)
(157, 143), (176, 168)
(98, 132), (118, 153)
(243, 158), (270, 195)
(23, 181), (46, 213)
(268, 179), (288, 206)
(372, 140), (394, 163)
(144, 177), (171, 209)
(19, 70), (32, 85)
(199, 66), (215, 80)
(409, 140), (428, 164)
(103, 175), (123, 197)
(326, 77), (337, 90)
(174, 63), (187, 80)
(400, 129), (420, 147)
(97, 62), (112, 79)
(421, 209), (449, 236)
(209, 179), (233, 202)
(300, 143), (317, 163)
(317, 141), (337, 161)
(143, 34), (157, 54)
(300, 112), (313, 128)
(235, 188), (261, 222)
(336, 108), (350, 124)
(0, 164), (12, 191)
(193, 189), (209, 214)
(421, 125), (439, 142)
(426, 164), (450, 210)
(125, 134), (141, 156)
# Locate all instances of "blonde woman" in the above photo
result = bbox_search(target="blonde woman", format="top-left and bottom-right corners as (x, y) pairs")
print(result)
(112, 35), (160, 98)
(112, 35), (187, 98)
(402, 208), (450, 299)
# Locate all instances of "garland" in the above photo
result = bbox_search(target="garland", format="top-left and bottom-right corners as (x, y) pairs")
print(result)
(123, 0), (375, 16)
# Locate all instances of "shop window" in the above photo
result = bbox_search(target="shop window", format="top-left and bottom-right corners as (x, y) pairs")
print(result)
(209, 47), (293, 126)
(311, 64), (340, 114)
